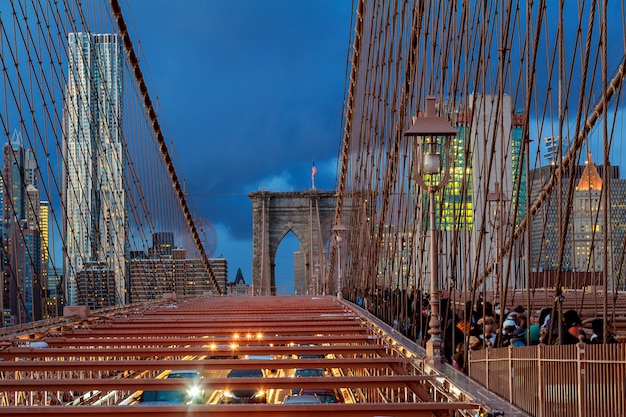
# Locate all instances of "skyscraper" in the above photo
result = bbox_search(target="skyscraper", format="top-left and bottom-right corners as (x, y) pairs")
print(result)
(529, 150), (626, 290)
(149, 232), (174, 258)
(1, 131), (44, 325)
(64, 33), (125, 306)
(3, 131), (26, 239)
(544, 136), (571, 166)
(436, 95), (526, 293)
(39, 201), (50, 296)
(22, 184), (42, 322)
(1, 131), (25, 325)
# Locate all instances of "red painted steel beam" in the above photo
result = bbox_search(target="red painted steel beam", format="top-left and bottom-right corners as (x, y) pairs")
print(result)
(2, 402), (480, 417)
(64, 320), (367, 337)
(0, 375), (436, 391)
(102, 314), (355, 322)
(35, 334), (378, 346)
(54, 326), (367, 338)
(0, 357), (409, 371)
(78, 318), (359, 326)
(0, 344), (387, 359)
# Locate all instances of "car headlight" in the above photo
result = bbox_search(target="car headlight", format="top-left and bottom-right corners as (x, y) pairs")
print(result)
(222, 391), (234, 398)
(187, 385), (202, 398)
(253, 390), (265, 398)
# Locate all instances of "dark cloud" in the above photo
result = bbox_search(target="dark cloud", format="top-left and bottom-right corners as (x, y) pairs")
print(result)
(127, 0), (351, 279)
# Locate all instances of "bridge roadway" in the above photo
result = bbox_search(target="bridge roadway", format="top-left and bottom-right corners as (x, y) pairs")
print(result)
(0, 296), (529, 416)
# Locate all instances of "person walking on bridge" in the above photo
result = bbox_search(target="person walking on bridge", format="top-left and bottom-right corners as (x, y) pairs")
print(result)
(559, 310), (589, 345)
(589, 318), (617, 344)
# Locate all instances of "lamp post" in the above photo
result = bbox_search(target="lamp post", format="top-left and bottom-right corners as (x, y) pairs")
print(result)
(321, 249), (327, 295)
(404, 96), (457, 364)
(314, 263), (320, 295)
(332, 223), (347, 299)
(486, 181), (508, 307)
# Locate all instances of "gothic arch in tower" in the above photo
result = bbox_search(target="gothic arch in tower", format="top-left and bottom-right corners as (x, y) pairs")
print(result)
(249, 190), (336, 296)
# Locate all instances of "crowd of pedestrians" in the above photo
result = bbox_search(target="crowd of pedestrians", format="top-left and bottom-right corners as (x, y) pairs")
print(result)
(346, 286), (620, 374)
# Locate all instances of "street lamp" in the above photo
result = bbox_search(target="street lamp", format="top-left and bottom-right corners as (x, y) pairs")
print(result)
(332, 222), (347, 299)
(314, 263), (320, 295)
(321, 249), (327, 295)
(486, 181), (508, 307)
(404, 95), (457, 364)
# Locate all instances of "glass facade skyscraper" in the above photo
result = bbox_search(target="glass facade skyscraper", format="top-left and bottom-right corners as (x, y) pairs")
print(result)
(64, 33), (126, 306)
(1, 131), (44, 325)
(434, 95), (527, 293)
(437, 95), (525, 233)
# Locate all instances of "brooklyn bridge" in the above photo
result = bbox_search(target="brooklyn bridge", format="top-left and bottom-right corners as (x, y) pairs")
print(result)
(1, 1), (625, 416)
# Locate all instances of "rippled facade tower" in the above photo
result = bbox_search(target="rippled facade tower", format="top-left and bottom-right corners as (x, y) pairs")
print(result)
(63, 33), (126, 306)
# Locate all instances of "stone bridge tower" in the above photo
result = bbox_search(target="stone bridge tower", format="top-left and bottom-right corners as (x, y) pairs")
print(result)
(249, 190), (336, 296)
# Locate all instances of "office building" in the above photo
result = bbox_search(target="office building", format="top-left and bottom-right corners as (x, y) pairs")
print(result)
(75, 262), (116, 309)
(440, 94), (526, 292)
(128, 235), (225, 302)
(1, 131), (45, 325)
(63, 32), (125, 306)
(128, 254), (224, 302)
(530, 148), (626, 289)
(149, 232), (174, 258)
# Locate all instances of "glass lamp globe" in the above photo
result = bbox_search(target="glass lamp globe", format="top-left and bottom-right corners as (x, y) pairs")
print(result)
(423, 153), (442, 175)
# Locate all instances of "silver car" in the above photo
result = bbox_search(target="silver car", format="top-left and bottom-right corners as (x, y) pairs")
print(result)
(283, 394), (322, 404)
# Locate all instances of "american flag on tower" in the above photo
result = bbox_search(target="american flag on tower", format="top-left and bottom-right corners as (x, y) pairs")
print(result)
(311, 161), (317, 179)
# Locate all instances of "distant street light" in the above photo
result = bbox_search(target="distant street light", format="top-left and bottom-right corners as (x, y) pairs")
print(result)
(314, 263), (321, 295)
(321, 249), (327, 295)
(332, 222), (347, 299)
(404, 95), (457, 364)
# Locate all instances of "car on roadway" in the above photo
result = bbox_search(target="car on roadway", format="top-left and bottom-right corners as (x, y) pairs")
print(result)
(298, 388), (343, 403)
(220, 368), (266, 404)
(282, 394), (322, 404)
(139, 390), (186, 405)
(297, 353), (326, 360)
(245, 353), (277, 374)
(139, 370), (205, 405)
(291, 368), (326, 394)
(167, 370), (205, 403)
(207, 343), (239, 359)
(294, 368), (325, 378)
